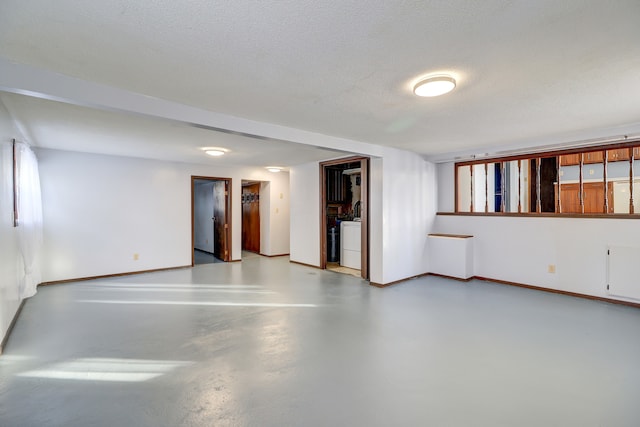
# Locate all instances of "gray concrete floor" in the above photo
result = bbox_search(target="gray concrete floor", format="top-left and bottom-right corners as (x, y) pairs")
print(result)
(193, 249), (224, 265)
(1, 256), (640, 426)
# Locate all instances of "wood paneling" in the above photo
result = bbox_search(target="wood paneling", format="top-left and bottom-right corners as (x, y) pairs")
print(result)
(607, 148), (630, 162)
(560, 151), (603, 166)
(555, 182), (614, 214)
(559, 153), (581, 166)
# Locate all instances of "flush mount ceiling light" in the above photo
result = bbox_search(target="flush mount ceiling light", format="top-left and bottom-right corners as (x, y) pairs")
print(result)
(266, 167), (282, 173)
(205, 149), (226, 157)
(413, 75), (456, 97)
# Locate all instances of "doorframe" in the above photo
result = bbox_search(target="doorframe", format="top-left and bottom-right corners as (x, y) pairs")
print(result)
(191, 176), (232, 265)
(319, 156), (370, 280)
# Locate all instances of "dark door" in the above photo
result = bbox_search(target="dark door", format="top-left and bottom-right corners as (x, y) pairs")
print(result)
(242, 183), (261, 253)
(213, 180), (229, 261)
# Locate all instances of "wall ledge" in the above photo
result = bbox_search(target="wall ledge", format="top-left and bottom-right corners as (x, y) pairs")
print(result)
(437, 212), (640, 219)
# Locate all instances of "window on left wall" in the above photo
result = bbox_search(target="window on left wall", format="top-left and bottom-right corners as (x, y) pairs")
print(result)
(12, 139), (18, 227)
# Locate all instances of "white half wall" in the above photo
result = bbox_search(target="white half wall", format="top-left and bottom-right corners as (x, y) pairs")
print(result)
(434, 162), (640, 303)
(0, 106), (21, 346)
(37, 148), (290, 282)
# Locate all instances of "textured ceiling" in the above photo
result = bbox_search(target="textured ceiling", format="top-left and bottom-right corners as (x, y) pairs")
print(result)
(1, 0), (640, 160)
(0, 92), (343, 167)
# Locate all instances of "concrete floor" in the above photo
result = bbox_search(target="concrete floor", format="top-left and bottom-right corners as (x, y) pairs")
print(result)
(193, 249), (224, 265)
(1, 256), (640, 426)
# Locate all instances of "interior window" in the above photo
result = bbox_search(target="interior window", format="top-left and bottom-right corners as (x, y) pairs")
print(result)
(454, 142), (640, 216)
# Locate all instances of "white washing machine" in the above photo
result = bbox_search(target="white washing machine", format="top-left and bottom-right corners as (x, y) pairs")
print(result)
(340, 221), (361, 269)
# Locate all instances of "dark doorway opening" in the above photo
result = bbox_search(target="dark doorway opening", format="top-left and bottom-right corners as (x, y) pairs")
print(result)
(320, 157), (370, 280)
(191, 176), (232, 265)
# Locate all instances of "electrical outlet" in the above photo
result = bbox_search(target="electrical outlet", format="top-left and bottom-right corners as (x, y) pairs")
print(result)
(275, 208), (279, 214)
(133, 253), (139, 261)
(548, 264), (556, 273)
(280, 193), (284, 199)
(589, 169), (594, 175)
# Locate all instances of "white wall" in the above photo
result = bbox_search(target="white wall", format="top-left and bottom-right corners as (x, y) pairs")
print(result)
(194, 181), (214, 253)
(290, 149), (437, 285)
(261, 179), (290, 256)
(259, 181), (270, 255)
(37, 148), (291, 282)
(0, 105), (21, 347)
(379, 149), (437, 284)
(290, 162), (320, 266)
(434, 162), (640, 303)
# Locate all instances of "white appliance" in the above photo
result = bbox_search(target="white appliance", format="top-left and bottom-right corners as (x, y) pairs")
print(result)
(340, 221), (361, 269)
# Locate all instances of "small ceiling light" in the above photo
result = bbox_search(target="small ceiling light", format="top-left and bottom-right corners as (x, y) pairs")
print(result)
(205, 149), (226, 157)
(266, 167), (282, 173)
(413, 75), (456, 97)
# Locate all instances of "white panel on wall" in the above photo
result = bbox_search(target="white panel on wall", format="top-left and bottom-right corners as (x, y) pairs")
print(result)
(608, 246), (640, 301)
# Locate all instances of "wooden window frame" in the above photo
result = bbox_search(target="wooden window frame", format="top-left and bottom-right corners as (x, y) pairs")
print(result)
(451, 140), (640, 218)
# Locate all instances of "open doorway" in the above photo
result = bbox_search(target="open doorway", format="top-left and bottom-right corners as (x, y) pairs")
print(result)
(320, 157), (369, 280)
(192, 176), (231, 265)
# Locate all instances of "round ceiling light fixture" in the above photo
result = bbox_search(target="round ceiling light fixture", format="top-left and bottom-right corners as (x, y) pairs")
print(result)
(266, 166), (282, 173)
(413, 75), (456, 97)
(205, 149), (226, 157)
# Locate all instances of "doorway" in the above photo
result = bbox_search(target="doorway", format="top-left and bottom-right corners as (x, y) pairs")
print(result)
(320, 157), (370, 280)
(242, 181), (261, 254)
(191, 176), (232, 265)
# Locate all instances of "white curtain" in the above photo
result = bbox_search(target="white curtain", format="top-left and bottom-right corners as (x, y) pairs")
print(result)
(15, 142), (43, 298)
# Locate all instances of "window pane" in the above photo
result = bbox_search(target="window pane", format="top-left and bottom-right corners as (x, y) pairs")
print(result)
(457, 165), (472, 212)
(487, 162), (500, 212)
(583, 151), (605, 214)
(538, 157), (557, 212)
(503, 160), (529, 212)
(609, 147), (638, 214)
(473, 164), (486, 212)
(557, 154), (582, 213)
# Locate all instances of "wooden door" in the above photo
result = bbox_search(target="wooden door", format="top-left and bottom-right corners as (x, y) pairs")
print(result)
(242, 183), (260, 253)
(213, 180), (229, 261)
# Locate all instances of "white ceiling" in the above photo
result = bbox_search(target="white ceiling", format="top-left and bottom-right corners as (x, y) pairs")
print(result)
(0, 92), (344, 167)
(1, 0), (640, 162)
